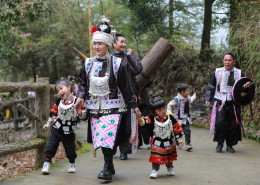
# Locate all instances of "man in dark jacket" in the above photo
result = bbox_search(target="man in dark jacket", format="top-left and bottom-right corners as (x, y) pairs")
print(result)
(112, 34), (143, 160)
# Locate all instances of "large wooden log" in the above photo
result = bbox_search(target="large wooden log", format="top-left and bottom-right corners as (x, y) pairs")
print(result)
(136, 37), (175, 91)
(0, 139), (45, 157)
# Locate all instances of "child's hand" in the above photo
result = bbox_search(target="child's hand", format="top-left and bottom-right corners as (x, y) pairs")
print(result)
(193, 92), (196, 97)
(43, 123), (50, 130)
(178, 141), (184, 147)
(77, 107), (82, 116)
(76, 98), (84, 109)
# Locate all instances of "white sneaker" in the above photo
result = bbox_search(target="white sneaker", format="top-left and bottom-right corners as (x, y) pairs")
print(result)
(167, 167), (175, 176)
(68, 163), (76, 173)
(41, 162), (50, 174)
(149, 170), (159, 179)
(146, 144), (151, 149)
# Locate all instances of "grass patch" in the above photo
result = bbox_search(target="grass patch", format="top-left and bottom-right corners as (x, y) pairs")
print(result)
(17, 174), (27, 177)
(50, 164), (60, 168)
(78, 143), (93, 153)
(191, 124), (210, 129)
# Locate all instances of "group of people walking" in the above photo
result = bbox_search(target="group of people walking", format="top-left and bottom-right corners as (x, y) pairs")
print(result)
(40, 16), (253, 181)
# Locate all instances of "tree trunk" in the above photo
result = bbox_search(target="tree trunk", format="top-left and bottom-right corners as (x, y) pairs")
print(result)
(229, 0), (242, 46)
(32, 60), (37, 82)
(100, 0), (104, 15)
(88, 0), (93, 57)
(169, 0), (174, 38)
(200, 0), (215, 62)
(134, 32), (142, 59)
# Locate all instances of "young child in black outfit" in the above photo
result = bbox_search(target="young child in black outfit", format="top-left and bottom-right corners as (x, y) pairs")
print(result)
(137, 96), (183, 179)
(41, 79), (86, 174)
(167, 83), (196, 151)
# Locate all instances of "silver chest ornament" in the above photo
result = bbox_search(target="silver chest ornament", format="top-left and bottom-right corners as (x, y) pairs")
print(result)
(89, 58), (111, 97)
(57, 95), (77, 122)
(153, 116), (173, 139)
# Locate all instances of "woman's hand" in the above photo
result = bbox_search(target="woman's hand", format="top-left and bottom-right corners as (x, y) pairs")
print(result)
(133, 107), (142, 121)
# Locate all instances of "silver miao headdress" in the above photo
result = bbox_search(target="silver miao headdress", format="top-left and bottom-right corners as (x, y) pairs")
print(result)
(92, 15), (116, 47)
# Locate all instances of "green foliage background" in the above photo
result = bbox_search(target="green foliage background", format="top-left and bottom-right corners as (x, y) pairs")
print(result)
(0, 0), (259, 137)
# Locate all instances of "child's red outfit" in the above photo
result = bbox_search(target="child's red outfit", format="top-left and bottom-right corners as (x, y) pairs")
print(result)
(140, 113), (183, 165)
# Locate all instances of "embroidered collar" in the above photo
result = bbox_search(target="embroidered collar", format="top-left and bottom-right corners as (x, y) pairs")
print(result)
(96, 51), (110, 60)
(63, 94), (74, 104)
(113, 51), (126, 55)
(155, 114), (168, 122)
(224, 67), (234, 72)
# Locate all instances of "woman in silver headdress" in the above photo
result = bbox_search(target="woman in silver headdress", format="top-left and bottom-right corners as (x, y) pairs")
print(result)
(77, 16), (141, 181)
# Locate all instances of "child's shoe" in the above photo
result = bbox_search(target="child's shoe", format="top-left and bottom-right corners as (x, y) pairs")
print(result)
(167, 167), (175, 176)
(41, 162), (50, 174)
(68, 163), (76, 173)
(149, 170), (159, 179)
(146, 144), (151, 149)
(186, 144), (193, 151)
(176, 144), (182, 149)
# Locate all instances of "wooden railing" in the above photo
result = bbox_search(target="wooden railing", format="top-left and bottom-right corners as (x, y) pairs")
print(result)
(0, 78), (55, 168)
(0, 96), (35, 130)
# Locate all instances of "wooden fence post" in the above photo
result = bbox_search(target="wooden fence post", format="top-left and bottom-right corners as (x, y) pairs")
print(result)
(34, 77), (51, 169)
(13, 103), (19, 130)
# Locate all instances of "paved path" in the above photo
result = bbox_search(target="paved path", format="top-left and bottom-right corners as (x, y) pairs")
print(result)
(1, 125), (260, 185)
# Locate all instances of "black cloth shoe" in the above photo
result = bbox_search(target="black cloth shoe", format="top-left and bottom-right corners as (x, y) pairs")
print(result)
(216, 144), (223, 153)
(120, 153), (128, 160)
(97, 160), (113, 180)
(226, 146), (235, 153)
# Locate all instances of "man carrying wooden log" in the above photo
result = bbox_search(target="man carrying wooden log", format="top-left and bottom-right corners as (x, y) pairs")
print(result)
(112, 34), (143, 160)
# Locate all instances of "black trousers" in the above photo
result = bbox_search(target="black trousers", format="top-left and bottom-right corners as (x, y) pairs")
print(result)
(45, 127), (77, 163)
(102, 147), (117, 161)
(214, 101), (242, 146)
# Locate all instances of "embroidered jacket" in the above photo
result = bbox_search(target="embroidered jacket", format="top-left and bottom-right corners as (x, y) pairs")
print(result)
(77, 55), (137, 116)
(47, 95), (86, 134)
(205, 67), (244, 102)
(139, 112), (183, 148)
(167, 93), (196, 125)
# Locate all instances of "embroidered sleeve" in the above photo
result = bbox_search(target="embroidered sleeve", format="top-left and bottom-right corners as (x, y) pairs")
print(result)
(205, 73), (217, 101)
(139, 114), (154, 126)
(170, 115), (183, 137)
(190, 94), (196, 103)
(166, 110), (175, 117)
(50, 98), (60, 116)
(167, 100), (177, 112)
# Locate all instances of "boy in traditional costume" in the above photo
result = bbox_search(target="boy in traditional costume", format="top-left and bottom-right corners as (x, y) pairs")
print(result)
(167, 83), (196, 151)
